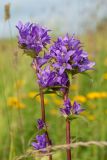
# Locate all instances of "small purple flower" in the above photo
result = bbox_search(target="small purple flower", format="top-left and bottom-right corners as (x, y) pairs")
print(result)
(49, 34), (95, 75)
(73, 101), (84, 114)
(37, 119), (45, 130)
(31, 53), (51, 71)
(37, 66), (68, 88)
(60, 99), (84, 117)
(32, 133), (48, 150)
(16, 21), (51, 55)
(60, 99), (72, 117)
(36, 53), (51, 67)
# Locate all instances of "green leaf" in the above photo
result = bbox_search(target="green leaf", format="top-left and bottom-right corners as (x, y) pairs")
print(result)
(77, 115), (89, 124)
(67, 71), (72, 84)
(68, 114), (89, 124)
(37, 129), (46, 135)
(23, 50), (36, 58)
(33, 87), (65, 98)
(68, 115), (78, 121)
(80, 72), (93, 84)
(33, 89), (56, 98)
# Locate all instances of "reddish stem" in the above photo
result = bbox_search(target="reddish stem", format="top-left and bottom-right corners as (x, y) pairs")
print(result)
(39, 86), (52, 160)
(66, 119), (71, 160)
(34, 57), (52, 160)
(39, 86), (45, 121)
(64, 91), (71, 160)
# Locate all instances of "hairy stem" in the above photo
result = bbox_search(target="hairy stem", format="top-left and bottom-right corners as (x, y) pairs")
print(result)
(35, 60), (52, 160)
(64, 90), (71, 160)
(39, 85), (52, 160)
(66, 119), (71, 160)
(39, 86), (45, 121)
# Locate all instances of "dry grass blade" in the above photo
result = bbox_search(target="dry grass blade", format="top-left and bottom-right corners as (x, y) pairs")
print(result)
(4, 3), (11, 21)
(15, 141), (107, 160)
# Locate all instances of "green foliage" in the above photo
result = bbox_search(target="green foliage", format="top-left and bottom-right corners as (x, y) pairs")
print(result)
(0, 33), (107, 160)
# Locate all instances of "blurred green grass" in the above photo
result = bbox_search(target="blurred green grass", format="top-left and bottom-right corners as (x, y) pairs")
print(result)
(0, 32), (107, 160)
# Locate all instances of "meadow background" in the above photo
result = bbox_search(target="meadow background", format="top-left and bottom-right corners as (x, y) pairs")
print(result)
(0, 0), (107, 160)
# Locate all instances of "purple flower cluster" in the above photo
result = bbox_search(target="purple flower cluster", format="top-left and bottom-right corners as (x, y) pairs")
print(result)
(16, 21), (51, 54)
(35, 34), (95, 89)
(60, 98), (84, 117)
(16, 22), (95, 153)
(32, 133), (47, 150)
(37, 66), (68, 88)
(16, 22), (95, 89)
(32, 119), (47, 150)
(37, 119), (45, 130)
(50, 34), (95, 75)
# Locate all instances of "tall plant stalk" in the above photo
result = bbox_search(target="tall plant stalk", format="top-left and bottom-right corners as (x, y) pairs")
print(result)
(66, 119), (71, 160)
(36, 60), (52, 160)
(16, 21), (95, 160)
(39, 86), (52, 160)
(64, 85), (71, 160)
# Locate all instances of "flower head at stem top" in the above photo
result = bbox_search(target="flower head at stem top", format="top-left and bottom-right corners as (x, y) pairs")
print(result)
(37, 65), (69, 88)
(16, 21), (51, 55)
(32, 133), (48, 150)
(50, 34), (95, 75)
(60, 98), (84, 117)
(37, 119), (45, 130)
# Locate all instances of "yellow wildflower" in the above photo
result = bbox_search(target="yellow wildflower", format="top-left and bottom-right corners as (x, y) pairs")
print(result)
(7, 97), (19, 107)
(28, 91), (37, 98)
(35, 96), (40, 102)
(73, 95), (87, 103)
(16, 102), (26, 109)
(50, 109), (57, 115)
(87, 92), (101, 99)
(7, 97), (25, 109)
(14, 80), (25, 90)
(87, 92), (107, 99)
(87, 115), (96, 121)
(103, 73), (107, 80)
(100, 92), (107, 98)
(53, 99), (62, 106)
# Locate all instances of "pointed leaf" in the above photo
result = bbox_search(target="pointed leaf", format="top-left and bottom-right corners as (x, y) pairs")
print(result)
(80, 72), (93, 84)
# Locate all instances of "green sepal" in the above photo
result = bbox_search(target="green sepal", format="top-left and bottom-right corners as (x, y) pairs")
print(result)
(34, 87), (64, 98)
(37, 129), (46, 135)
(76, 115), (89, 124)
(23, 50), (36, 58)
(68, 115), (78, 121)
(68, 114), (88, 124)
(34, 89), (56, 98)
(66, 71), (72, 84)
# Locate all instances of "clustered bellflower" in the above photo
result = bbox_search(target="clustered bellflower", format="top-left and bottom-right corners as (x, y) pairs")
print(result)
(36, 34), (95, 89)
(16, 21), (95, 90)
(16, 22), (95, 152)
(49, 34), (95, 75)
(37, 119), (45, 130)
(32, 133), (48, 150)
(37, 66), (68, 88)
(60, 99), (84, 117)
(32, 119), (48, 150)
(16, 21), (51, 54)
